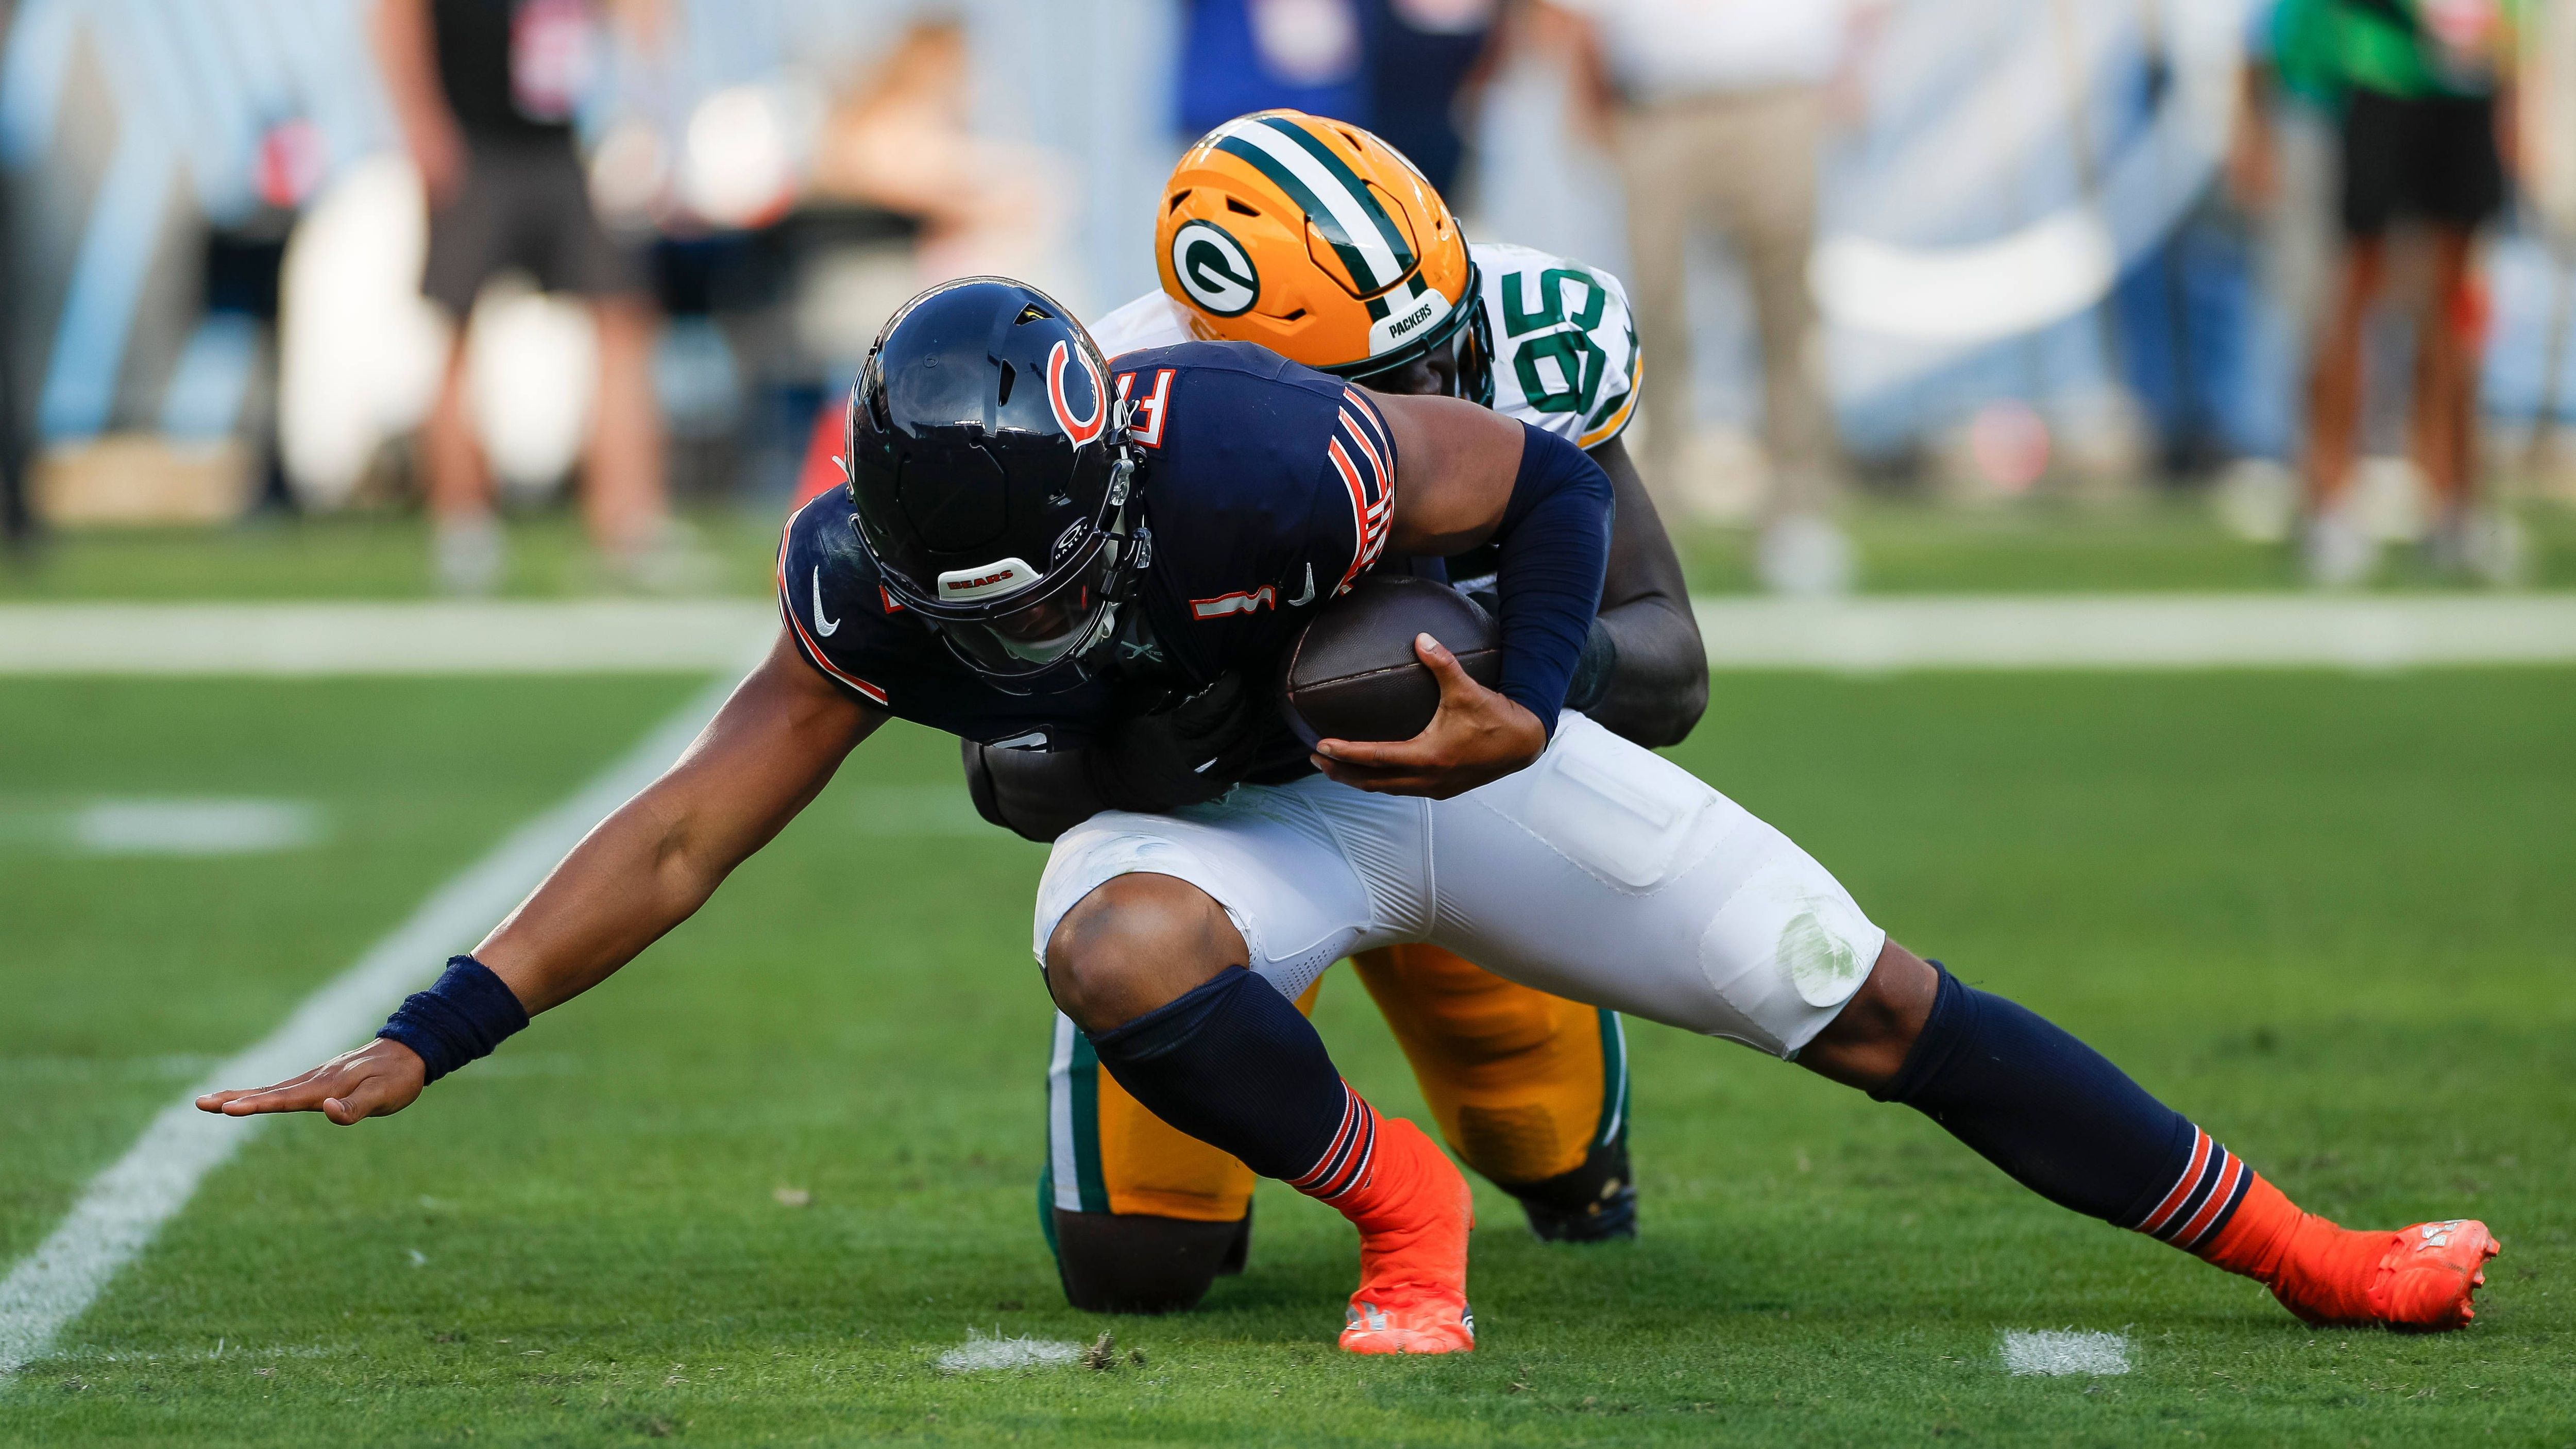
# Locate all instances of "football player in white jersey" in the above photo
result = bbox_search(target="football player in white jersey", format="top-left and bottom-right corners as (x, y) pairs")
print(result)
(965, 110), (1707, 1315)
(1090, 224), (1642, 457)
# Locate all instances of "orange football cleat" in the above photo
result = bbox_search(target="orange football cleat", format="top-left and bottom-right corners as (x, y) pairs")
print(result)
(2362, 1220), (2500, 1332)
(1332, 1117), (1476, 1355)
(2264, 1217), (2501, 1331)
(1343, 1294), (1476, 1355)
(2198, 1173), (2499, 1332)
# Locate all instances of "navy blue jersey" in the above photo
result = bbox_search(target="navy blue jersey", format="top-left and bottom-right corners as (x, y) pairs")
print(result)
(778, 341), (1398, 757)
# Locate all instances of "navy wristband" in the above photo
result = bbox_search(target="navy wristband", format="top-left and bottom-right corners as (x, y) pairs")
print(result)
(376, 955), (529, 1084)
(1492, 424), (1614, 734)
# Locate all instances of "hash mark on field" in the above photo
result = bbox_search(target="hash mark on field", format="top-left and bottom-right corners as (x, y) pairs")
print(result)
(1, 800), (321, 857)
(2000, 1329), (2131, 1376)
(0, 674), (744, 1379)
(71, 799), (322, 856)
(936, 1331), (1081, 1374)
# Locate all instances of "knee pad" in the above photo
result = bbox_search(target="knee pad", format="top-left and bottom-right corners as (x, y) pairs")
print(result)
(1048, 1208), (1252, 1315)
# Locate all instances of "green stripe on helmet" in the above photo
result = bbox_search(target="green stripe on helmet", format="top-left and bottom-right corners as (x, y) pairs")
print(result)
(1212, 133), (1388, 295)
(1260, 116), (1417, 278)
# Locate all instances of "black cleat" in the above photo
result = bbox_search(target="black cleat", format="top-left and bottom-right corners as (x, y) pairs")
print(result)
(1506, 1136), (1638, 1243)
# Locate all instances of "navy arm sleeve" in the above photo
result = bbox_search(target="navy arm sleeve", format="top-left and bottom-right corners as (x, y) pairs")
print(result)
(1490, 422), (1614, 734)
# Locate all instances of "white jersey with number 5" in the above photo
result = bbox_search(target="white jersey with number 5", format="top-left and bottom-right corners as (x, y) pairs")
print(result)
(1088, 240), (1641, 451)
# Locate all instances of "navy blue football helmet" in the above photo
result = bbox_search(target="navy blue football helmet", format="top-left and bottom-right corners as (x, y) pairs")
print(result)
(843, 278), (1142, 692)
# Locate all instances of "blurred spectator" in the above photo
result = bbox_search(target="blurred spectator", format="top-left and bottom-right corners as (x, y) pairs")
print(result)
(1172, 0), (1498, 191)
(1550, 0), (1871, 595)
(0, 0), (21, 556)
(373, 0), (673, 593)
(2243, 0), (2524, 585)
(811, 19), (1065, 288)
(1, 121), (25, 557)
(1365, 0), (1501, 195)
(1176, 0), (1370, 139)
(789, 16), (1072, 508)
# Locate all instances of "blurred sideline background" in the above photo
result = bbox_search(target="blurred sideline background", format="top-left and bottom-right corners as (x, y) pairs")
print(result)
(3, 0), (2576, 603)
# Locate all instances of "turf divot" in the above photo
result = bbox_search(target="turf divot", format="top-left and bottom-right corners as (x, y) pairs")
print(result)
(1999, 1330), (2131, 1377)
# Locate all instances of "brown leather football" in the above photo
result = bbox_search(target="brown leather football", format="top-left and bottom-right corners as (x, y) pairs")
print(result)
(1281, 574), (1502, 747)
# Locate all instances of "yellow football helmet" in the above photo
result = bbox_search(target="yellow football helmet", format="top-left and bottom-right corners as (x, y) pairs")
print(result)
(1155, 110), (1494, 405)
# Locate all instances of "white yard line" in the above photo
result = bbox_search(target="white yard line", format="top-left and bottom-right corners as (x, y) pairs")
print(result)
(1694, 594), (2576, 670)
(0, 601), (773, 675)
(5, 595), (2575, 675)
(0, 672), (742, 1377)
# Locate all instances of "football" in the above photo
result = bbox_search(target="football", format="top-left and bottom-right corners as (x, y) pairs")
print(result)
(1280, 573), (1503, 747)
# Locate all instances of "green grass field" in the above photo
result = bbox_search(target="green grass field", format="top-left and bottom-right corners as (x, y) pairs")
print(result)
(3, 668), (2572, 1446)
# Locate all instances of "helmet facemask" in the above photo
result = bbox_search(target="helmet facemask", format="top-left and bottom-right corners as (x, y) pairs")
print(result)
(918, 456), (1142, 689)
(1332, 260), (1495, 406)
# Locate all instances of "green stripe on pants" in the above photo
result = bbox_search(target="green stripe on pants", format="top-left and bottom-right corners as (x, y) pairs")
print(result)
(1068, 1032), (1112, 1213)
(1595, 1009), (1630, 1147)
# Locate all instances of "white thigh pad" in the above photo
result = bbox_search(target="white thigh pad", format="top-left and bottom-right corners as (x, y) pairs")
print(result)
(1031, 786), (1401, 1001)
(1426, 714), (1885, 1056)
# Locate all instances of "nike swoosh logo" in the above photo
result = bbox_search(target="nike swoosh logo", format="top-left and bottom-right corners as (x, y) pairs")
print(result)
(1286, 563), (1316, 608)
(811, 567), (840, 637)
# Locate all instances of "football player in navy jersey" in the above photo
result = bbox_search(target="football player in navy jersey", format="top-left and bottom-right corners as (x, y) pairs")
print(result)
(205, 277), (2497, 1356)
(1000, 112), (1697, 1317)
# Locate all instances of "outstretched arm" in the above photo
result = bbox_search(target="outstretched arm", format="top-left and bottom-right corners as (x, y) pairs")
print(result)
(471, 630), (881, 1009)
(196, 630), (883, 1123)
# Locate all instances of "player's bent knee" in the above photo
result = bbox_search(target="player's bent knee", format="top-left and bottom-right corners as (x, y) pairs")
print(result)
(1799, 941), (1941, 1092)
(1043, 873), (1246, 1033)
(1051, 1209), (1251, 1315)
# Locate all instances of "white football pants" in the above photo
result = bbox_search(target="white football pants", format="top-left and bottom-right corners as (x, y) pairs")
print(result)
(1032, 713), (1885, 1057)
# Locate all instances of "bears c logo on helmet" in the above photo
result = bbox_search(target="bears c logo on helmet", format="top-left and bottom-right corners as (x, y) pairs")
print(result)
(1170, 220), (1260, 317)
(1045, 341), (1108, 446)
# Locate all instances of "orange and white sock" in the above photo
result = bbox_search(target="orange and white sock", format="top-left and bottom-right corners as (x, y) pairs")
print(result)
(2128, 1128), (2389, 1320)
(2190, 1172), (2395, 1324)
(1287, 1081), (1382, 1204)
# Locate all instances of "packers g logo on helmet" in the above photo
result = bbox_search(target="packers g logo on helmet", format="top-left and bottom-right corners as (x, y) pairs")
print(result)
(1171, 220), (1260, 317)
(1155, 110), (1493, 405)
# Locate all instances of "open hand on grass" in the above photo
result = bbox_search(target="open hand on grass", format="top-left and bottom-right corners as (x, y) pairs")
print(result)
(196, 1039), (426, 1125)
